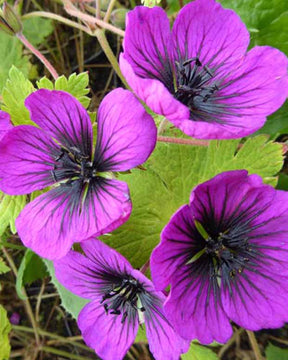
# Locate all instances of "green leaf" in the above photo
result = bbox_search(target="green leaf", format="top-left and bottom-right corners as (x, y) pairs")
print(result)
(101, 136), (283, 268)
(23, 17), (53, 46)
(0, 193), (26, 236)
(37, 72), (90, 108)
(0, 305), (11, 360)
(266, 343), (288, 360)
(43, 259), (89, 319)
(0, 258), (10, 275)
(181, 343), (218, 360)
(1, 66), (34, 125)
(0, 33), (30, 93)
(16, 249), (48, 300)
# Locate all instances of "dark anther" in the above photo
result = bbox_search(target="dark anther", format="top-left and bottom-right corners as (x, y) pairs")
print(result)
(140, 307), (146, 312)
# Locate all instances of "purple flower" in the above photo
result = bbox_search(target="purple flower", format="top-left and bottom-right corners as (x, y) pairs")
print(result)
(150, 170), (288, 344)
(0, 110), (13, 141)
(0, 89), (156, 260)
(54, 239), (188, 360)
(120, 0), (288, 139)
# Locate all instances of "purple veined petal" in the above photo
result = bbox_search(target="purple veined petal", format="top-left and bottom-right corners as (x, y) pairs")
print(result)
(221, 267), (288, 331)
(120, 54), (190, 123)
(54, 240), (133, 299)
(214, 46), (288, 120)
(123, 6), (173, 90)
(164, 269), (233, 344)
(81, 238), (133, 274)
(171, 0), (249, 70)
(131, 269), (190, 359)
(16, 178), (132, 260)
(0, 125), (58, 195)
(151, 205), (194, 291)
(25, 89), (93, 157)
(0, 110), (13, 141)
(78, 300), (138, 360)
(93, 88), (157, 172)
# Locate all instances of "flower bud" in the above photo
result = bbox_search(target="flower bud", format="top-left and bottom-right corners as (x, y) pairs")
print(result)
(110, 8), (128, 30)
(0, 2), (22, 36)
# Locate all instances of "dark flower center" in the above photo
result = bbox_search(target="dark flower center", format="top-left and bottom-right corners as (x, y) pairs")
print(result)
(51, 147), (97, 185)
(186, 217), (257, 292)
(101, 277), (146, 324)
(174, 58), (222, 122)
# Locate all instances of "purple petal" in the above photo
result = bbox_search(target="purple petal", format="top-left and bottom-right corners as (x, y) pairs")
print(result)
(0, 111), (13, 141)
(25, 90), (93, 156)
(55, 240), (133, 299)
(16, 179), (131, 260)
(123, 6), (173, 88)
(213, 46), (288, 122)
(131, 269), (190, 359)
(93, 88), (157, 172)
(164, 274), (233, 344)
(120, 55), (190, 124)
(151, 205), (194, 291)
(0, 125), (58, 195)
(221, 268), (288, 330)
(171, 0), (249, 70)
(78, 300), (138, 360)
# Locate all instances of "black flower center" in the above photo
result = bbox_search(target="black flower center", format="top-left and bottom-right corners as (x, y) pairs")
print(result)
(101, 277), (146, 324)
(174, 57), (223, 122)
(51, 147), (97, 185)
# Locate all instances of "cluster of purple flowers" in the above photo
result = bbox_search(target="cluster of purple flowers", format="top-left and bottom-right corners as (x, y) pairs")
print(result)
(1, 0), (288, 359)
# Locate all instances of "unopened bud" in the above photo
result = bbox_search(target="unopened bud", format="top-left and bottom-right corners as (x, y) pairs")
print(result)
(0, 2), (22, 36)
(110, 8), (128, 30)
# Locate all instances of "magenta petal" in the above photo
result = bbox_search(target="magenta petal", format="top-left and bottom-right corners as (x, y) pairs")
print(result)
(120, 55), (190, 123)
(81, 239), (133, 274)
(164, 275), (233, 344)
(78, 301), (138, 360)
(0, 111), (13, 141)
(172, 0), (249, 69)
(216, 46), (288, 120)
(221, 269), (288, 330)
(25, 89), (93, 156)
(131, 270), (189, 359)
(16, 179), (131, 260)
(123, 6), (173, 87)
(94, 88), (157, 172)
(0, 125), (58, 195)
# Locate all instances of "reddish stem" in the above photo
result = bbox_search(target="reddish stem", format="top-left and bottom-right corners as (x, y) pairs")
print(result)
(17, 33), (59, 80)
(157, 136), (210, 147)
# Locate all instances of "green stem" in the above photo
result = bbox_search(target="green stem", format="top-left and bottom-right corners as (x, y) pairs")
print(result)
(13, 325), (95, 353)
(22, 12), (91, 34)
(246, 330), (263, 360)
(41, 346), (89, 360)
(2, 248), (40, 345)
(104, 0), (117, 22)
(95, 29), (129, 87)
(16, 32), (58, 80)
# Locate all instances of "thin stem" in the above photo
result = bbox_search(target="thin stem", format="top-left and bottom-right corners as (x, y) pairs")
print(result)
(140, 259), (150, 274)
(16, 33), (58, 80)
(157, 118), (169, 135)
(40, 346), (89, 360)
(63, 0), (125, 37)
(95, 28), (129, 87)
(2, 247), (40, 345)
(104, 0), (117, 22)
(96, 0), (101, 19)
(13, 325), (94, 353)
(246, 330), (263, 360)
(157, 136), (210, 146)
(22, 12), (92, 34)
